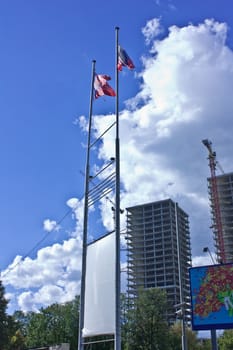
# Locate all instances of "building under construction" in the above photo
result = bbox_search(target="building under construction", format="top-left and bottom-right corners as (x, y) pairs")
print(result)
(203, 139), (233, 264)
(126, 199), (192, 324)
(207, 172), (233, 263)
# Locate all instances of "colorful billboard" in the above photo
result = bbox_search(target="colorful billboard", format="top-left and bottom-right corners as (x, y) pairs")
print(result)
(189, 263), (233, 330)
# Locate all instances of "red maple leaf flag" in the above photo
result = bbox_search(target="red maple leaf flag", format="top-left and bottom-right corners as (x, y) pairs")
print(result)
(94, 74), (116, 99)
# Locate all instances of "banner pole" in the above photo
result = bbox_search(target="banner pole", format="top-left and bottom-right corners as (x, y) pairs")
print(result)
(115, 26), (121, 350)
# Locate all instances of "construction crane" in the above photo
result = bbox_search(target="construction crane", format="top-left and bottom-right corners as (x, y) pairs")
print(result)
(202, 139), (226, 263)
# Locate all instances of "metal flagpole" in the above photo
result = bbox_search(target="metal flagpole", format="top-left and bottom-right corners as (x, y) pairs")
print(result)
(78, 60), (96, 350)
(115, 26), (121, 350)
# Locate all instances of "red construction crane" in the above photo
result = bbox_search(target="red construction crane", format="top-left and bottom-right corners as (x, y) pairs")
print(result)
(202, 139), (226, 263)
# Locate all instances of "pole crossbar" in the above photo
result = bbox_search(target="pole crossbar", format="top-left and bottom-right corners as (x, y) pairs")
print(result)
(88, 186), (115, 207)
(90, 121), (116, 148)
(82, 338), (115, 345)
(90, 160), (115, 180)
(88, 172), (115, 199)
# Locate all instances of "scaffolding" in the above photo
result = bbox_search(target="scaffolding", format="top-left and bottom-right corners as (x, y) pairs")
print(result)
(208, 172), (233, 263)
(202, 139), (227, 263)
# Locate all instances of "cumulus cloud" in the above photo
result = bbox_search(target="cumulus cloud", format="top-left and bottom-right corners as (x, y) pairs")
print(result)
(43, 219), (60, 232)
(2, 199), (84, 312)
(17, 282), (80, 313)
(4, 18), (233, 312)
(95, 18), (233, 259)
(3, 237), (82, 307)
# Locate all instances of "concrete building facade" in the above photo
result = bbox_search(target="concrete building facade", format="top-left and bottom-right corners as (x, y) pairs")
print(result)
(126, 199), (192, 323)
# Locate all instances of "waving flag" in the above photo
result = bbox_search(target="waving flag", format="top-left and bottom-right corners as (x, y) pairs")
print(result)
(117, 45), (135, 71)
(94, 74), (116, 99)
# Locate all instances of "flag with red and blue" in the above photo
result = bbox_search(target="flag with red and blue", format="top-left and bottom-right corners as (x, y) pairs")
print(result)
(94, 74), (116, 99)
(118, 45), (135, 71)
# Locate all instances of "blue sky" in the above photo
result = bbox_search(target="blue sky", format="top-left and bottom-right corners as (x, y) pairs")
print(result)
(1, 0), (233, 313)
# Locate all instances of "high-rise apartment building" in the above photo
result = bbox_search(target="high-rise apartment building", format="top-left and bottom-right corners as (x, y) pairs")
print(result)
(208, 172), (233, 263)
(126, 199), (192, 323)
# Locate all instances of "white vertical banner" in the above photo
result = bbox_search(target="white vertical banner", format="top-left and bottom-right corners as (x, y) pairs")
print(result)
(82, 232), (116, 337)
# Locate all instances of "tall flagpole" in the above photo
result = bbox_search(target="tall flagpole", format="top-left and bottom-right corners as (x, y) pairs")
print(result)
(78, 59), (96, 350)
(115, 26), (121, 350)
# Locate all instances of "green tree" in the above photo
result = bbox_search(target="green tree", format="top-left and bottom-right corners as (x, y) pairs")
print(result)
(25, 296), (79, 350)
(0, 279), (9, 348)
(218, 329), (233, 350)
(10, 329), (25, 350)
(12, 310), (31, 338)
(170, 321), (207, 350)
(0, 279), (19, 350)
(199, 338), (211, 350)
(123, 288), (171, 350)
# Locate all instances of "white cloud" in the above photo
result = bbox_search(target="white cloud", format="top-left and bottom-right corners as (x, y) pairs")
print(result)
(192, 254), (216, 267)
(66, 197), (86, 237)
(3, 237), (82, 291)
(78, 115), (88, 131)
(2, 199), (84, 311)
(4, 18), (233, 312)
(43, 219), (60, 232)
(17, 282), (80, 313)
(18, 291), (38, 313)
(142, 18), (163, 45)
(95, 18), (233, 259)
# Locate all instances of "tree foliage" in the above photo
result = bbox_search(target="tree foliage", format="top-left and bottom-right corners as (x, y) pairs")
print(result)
(18, 296), (79, 350)
(10, 329), (25, 350)
(0, 279), (22, 350)
(169, 322), (211, 350)
(0, 279), (9, 348)
(122, 288), (171, 350)
(7, 290), (232, 350)
(218, 329), (233, 350)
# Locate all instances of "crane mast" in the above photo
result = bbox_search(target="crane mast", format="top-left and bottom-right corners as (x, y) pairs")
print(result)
(202, 139), (226, 263)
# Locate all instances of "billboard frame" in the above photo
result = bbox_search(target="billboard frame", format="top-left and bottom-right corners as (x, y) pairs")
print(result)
(189, 263), (233, 330)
